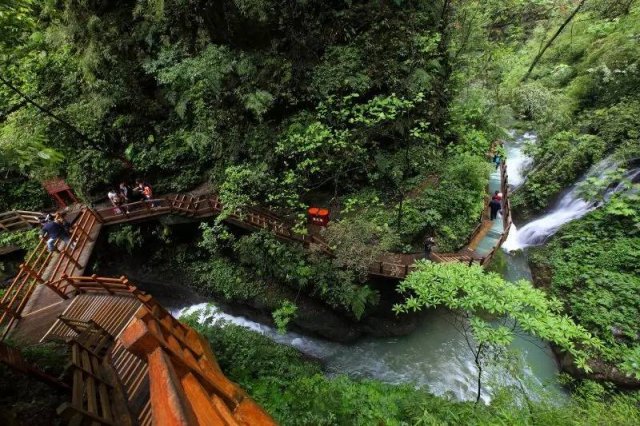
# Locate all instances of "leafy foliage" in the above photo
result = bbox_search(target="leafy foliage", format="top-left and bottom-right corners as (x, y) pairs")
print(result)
(394, 262), (603, 373)
(272, 300), (297, 334)
(529, 189), (640, 377)
(106, 225), (144, 254)
(0, 228), (39, 253)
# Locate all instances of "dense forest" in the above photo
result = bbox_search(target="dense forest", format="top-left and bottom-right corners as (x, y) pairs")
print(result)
(1, 0), (639, 424)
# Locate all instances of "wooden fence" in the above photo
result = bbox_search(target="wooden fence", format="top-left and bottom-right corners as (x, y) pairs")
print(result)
(0, 208), (101, 339)
(0, 210), (42, 233)
(0, 238), (53, 339)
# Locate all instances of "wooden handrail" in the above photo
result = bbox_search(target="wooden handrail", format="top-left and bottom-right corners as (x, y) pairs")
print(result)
(0, 341), (70, 391)
(0, 210), (42, 234)
(121, 312), (276, 425)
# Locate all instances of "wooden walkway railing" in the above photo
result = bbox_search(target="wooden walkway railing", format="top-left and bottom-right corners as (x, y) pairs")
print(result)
(0, 340), (69, 391)
(57, 320), (135, 426)
(0, 210), (42, 233)
(39, 274), (275, 425)
(122, 304), (277, 425)
(91, 193), (331, 254)
(0, 239), (53, 339)
(0, 208), (101, 339)
(478, 160), (513, 267)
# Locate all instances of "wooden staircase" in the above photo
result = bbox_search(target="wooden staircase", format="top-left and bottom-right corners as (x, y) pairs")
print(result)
(57, 320), (135, 426)
(0, 208), (102, 339)
(43, 292), (143, 343)
(31, 275), (275, 425)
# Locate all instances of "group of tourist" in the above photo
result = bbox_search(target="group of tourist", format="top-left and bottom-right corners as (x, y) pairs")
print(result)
(107, 179), (155, 214)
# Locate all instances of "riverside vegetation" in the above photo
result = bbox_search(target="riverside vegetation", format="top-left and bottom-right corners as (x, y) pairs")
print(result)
(1, 0), (640, 424)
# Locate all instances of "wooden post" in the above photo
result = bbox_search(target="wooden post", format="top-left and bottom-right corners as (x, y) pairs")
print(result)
(20, 263), (45, 284)
(61, 274), (82, 295)
(46, 280), (70, 300)
(90, 208), (104, 224)
(61, 248), (82, 269)
(91, 275), (114, 295)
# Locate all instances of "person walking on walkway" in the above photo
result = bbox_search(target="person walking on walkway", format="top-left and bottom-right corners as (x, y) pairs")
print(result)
(136, 179), (158, 207)
(40, 217), (72, 252)
(492, 153), (501, 169)
(108, 188), (126, 215)
(489, 198), (502, 220)
(423, 236), (435, 259)
(119, 182), (133, 202)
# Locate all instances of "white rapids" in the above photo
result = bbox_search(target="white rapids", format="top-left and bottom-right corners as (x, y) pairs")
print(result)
(504, 148), (640, 251)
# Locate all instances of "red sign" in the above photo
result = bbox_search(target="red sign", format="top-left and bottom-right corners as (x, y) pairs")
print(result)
(308, 207), (330, 226)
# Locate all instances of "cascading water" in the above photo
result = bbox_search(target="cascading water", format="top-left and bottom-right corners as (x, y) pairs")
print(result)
(504, 131), (535, 188)
(176, 302), (560, 404)
(504, 153), (640, 251)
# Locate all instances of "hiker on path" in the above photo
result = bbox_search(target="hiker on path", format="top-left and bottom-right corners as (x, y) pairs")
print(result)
(136, 179), (158, 207)
(108, 188), (126, 215)
(423, 236), (435, 259)
(40, 217), (73, 252)
(119, 182), (133, 202)
(489, 198), (502, 220)
(492, 190), (503, 201)
(54, 212), (71, 233)
(492, 153), (501, 169)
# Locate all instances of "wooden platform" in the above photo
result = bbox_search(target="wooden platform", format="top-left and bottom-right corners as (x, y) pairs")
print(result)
(9, 299), (71, 343)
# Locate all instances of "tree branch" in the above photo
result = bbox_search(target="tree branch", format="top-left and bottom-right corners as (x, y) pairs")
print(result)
(522, 0), (588, 82)
(0, 74), (100, 149)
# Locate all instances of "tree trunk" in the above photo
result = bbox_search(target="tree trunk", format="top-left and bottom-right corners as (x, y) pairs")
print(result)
(474, 342), (484, 404)
(522, 0), (587, 82)
(396, 193), (404, 233)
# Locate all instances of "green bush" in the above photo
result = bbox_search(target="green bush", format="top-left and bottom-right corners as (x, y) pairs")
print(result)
(188, 257), (264, 302)
(106, 225), (144, 254)
(529, 191), (640, 375)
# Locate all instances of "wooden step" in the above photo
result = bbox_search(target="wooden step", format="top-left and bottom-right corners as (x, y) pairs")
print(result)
(43, 294), (142, 343)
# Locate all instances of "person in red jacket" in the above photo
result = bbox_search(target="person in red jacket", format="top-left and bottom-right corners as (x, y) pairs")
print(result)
(136, 178), (158, 207)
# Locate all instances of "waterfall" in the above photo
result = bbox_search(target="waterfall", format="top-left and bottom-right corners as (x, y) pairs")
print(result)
(505, 131), (535, 188)
(503, 156), (640, 252)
